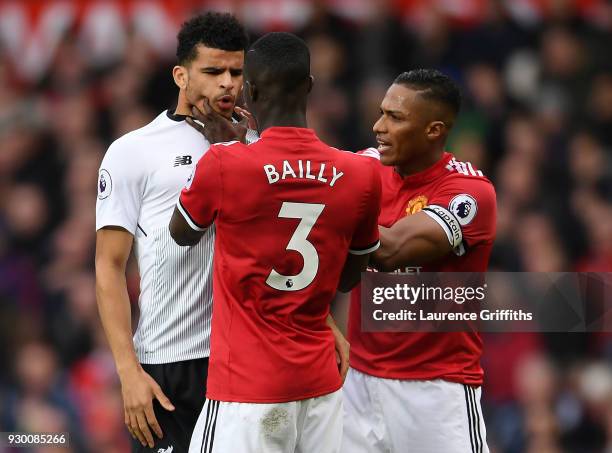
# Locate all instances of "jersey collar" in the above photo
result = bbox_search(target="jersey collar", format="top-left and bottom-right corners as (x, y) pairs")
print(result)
(166, 109), (188, 122)
(394, 152), (454, 186)
(260, 127), (318, 141)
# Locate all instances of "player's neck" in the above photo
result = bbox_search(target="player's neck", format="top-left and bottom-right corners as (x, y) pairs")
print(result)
(257, 110), (308, 134)
(174, 92), (192, 116)
(395, 148), (444, 178)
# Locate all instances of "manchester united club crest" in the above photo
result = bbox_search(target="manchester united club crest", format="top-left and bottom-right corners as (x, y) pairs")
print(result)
(406, 195), (428, 215)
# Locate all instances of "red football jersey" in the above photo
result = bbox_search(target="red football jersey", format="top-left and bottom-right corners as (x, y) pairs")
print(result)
(179, 128), (381, 403)
(349, 150), (496, 386)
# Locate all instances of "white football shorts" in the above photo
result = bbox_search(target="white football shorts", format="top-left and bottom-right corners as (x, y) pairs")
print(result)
(342, 368), (489, 453)
(189, 389), (343, 453)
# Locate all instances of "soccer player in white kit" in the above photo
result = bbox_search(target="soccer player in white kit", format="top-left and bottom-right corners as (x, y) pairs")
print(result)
(95, 13), (252, 452)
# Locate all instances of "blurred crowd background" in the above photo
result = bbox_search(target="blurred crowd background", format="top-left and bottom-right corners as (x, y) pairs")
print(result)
(0, 0), (611, 452)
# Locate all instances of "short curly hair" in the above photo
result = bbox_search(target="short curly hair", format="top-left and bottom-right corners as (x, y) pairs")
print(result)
(176, 12), (249, 65)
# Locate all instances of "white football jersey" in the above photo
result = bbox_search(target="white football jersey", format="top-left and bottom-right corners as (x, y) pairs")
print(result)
(96, 110), (256, 364)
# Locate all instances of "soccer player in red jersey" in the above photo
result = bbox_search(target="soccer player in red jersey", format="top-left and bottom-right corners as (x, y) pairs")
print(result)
(169, 33), (382, 453)
(342, 70), (496, 453)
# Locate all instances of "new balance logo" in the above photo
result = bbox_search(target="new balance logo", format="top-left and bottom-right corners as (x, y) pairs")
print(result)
(174, 155), (193, 166)
(157, 446), (173, 453)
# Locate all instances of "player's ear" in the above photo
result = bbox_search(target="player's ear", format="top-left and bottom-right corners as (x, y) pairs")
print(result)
(247, 80), (258, 102)
(307, 75), (314, 93)
(173, 65), (188, 90)
(426, 121), (446, 141)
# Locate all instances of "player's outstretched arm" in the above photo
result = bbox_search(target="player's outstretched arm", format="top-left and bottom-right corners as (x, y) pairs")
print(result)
(169, 206), (205, 246)
(372, 211), (452, 271)
(95, 227), (175, 448)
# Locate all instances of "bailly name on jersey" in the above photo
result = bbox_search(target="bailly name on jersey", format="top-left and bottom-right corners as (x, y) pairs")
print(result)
(263, 160), (344, 187)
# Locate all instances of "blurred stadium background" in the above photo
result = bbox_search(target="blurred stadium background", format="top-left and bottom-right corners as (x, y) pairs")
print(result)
(0, 0), (611, 452)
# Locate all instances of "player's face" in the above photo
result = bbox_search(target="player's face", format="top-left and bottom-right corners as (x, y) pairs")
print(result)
(373, 84), (432, 171)
(184, 45), (244, 119)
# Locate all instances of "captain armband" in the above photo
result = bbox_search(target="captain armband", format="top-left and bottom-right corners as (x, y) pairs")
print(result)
(422, 205), (466, 256)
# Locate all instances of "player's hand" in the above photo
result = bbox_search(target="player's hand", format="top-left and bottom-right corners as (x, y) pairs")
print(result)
(186, 98), (249, 144)
(119, 366), (175, 448)
(327, 315), (350, 383)
(234, 105), (258, 130)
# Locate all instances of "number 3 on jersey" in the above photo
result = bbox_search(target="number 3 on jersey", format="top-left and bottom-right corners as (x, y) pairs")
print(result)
(266, 202), (325, 291)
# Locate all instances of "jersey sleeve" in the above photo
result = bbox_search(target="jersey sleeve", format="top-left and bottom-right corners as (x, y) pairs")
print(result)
(422, 176), (496, 256)
(177, 145), (222, 231)
(95, 139), (145, 234)
(356, 147), (381, 160)
(349, 158), (382, 255)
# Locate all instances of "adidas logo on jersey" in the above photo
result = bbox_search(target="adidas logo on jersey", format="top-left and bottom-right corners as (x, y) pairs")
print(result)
(174, 155), (193, 167)
(446, 158), (483, 177)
